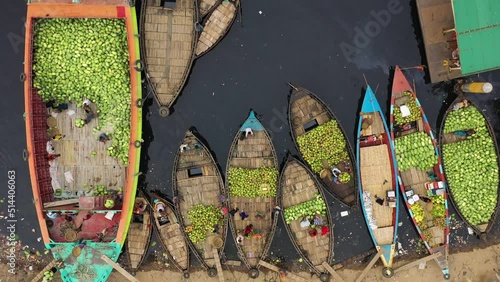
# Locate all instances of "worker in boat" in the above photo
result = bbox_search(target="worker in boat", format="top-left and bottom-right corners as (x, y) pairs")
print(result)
(244, 224), (253, 238)
(46, 212), (58, 219)
(236, 234), (244, 244)
(454, 129), (475, 137)
(98, 133), (110, 143)
(245, 127), (253, 138)
(239, 210), (249, 220)
(179, 144), (189, 152)
(229, 207), (239, 217)
(309, 228), (318, 237)
(300, 216), (311, 228)
(321, 225), (330, 236)
(155, 200), (165, 213)
(331, 167), (341, 178)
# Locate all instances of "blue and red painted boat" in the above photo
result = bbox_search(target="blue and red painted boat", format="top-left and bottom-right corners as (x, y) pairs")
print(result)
(389, 66), (450, 279)
(356, 86), (399, 278)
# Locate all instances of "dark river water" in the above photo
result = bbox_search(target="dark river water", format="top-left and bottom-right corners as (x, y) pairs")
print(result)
(2, 0), (500, 273)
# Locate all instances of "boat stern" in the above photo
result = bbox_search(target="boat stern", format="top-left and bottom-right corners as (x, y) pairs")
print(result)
(48, 241), (121, 282)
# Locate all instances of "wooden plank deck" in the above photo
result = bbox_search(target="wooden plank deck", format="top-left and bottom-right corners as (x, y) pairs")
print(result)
(290, 93), (330, 137)
(195, 1), (237, 57)
(360, 145), (394, 245)
(49, 104), (125, 196)
(415, 0), (463, 83)
(282, 161), (330, 271)
(228, 130), (277, 268)
(127, 209), (151, 271)
(143, 0), (196, 106)
(175, 132), (225, 264)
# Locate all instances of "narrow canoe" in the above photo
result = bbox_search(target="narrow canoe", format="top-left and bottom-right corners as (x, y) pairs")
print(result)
(279, 155), (333, 282)
(390, 66), (450, 279)
(126, 190), (153, 274)
(150, 193), (190, 278)
(288, 83), (359, 208)
(24, 2), (142, 281)
(226, 110), (279, 279)
(199, 0), (221, 18)
(439, 96), (500, 237)
(140, 0), (198, 116)
(195, 0), (239, 58)
(172, 129), (227, 277)
(356, 86), (399, 278)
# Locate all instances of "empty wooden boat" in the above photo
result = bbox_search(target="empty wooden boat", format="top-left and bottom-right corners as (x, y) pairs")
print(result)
(195, 0), (239, 58)
(140, 0), (198, 117)
(440, 96), (500, 238)
(150, 193), (190, 278)
(390, 66), (449, 279)
(199, 0), (220, 18)
(288, 83), (358, 208)
(279, 155), (333, 282)
(172, 129), (227, 277)
(226, 110), (279, 278)
(126, 190), (153, 275)
(356, 86), (399, 278)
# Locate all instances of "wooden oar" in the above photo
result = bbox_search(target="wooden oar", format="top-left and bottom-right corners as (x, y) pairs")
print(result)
(100, 255), (139, 282)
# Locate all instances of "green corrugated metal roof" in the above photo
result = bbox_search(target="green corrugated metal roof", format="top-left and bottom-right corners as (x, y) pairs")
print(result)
(452, 0), (500, 74)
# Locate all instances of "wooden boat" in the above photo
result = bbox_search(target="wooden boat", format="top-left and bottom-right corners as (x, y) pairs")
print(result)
(199, 0), (220, 18)
(356, 86), (399, 278)
(150, 193), (190, 278)
(390, 66), (449, 279)
(140, 0), (198, 117)
(24, 1), (142, 281)
(288, 83), (358, 208)
(226, 110), (279, 278)
(439, 96), (500, 238)
(125, 190), (153, 275)
(172, 129), (227, 277)
(195, 0), (239, 58)
(279, 155), (333, 282)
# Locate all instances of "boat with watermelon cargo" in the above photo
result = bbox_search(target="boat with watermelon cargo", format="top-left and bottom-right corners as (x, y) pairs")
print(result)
(140, 0), (198, 117)
(24, 1), (142, 281)
(288, 83), (358, 208)
(172, 129), (227, 277)
(279, 155), (333, 282)
(390, 66), (450, 279)
(439, 96), (500, 238)
(195, 0), (239, 58)
(356, 86), (399, 278)
(150, 192), (191, 278)
(125, 190), (153, 275)
(226, 110), (279, 279)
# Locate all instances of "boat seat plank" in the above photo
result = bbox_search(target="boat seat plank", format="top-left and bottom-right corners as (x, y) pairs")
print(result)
(372, 226), (394, 246)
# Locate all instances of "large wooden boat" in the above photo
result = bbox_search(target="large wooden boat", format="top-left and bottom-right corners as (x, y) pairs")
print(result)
(125, 190), (153, 275)
(195, 0), (239, 58)
(150, 193), (190, 278)
(24, 1), (142, 281)
(439, 96), (500, 238)
(356, 86), (399, 278)
(172, 129), (227, 277)
(140, 0), (198, 117)
(279, 155), (333, 282)
(390, 66), (449, 279)
(226, 110), (279, 278)
(288, 83), (358, 208)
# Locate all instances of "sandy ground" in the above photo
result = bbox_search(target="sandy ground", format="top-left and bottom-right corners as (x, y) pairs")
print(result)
(3, 244), (500, 282)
